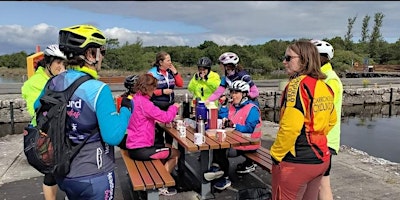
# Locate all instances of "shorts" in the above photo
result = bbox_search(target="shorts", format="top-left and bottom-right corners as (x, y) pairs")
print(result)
(57, 171), (115, 200)
(43, 173), (57, 186)
(128, 146), (171, 161)
(323, 153), (334, 176)
(323, 147), (336, 176)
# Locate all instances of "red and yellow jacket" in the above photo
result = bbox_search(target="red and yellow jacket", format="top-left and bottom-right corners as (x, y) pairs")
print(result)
(270, 75), (337, 164)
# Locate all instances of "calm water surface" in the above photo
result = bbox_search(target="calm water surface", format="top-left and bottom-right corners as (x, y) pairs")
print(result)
(341, 115), (400, 163)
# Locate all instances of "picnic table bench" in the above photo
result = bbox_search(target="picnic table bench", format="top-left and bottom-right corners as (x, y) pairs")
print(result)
(119, 149), (175, 200)
(243, 146), (272, 173)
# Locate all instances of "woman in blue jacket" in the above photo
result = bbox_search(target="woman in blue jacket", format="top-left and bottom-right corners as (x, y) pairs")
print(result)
(35, 24), (131, 200)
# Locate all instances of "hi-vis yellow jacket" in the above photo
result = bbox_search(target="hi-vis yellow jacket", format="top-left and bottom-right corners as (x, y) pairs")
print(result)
(21, 66), (49, 125)
(270, 75), (337, 164)
(321, 62), (343, 154)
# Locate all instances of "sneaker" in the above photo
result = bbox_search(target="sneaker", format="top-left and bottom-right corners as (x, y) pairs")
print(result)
(158, 187), (177, 196)
(236, 162), (257, 174)
(204, 163), (224, 181)
(213, 177), (231, 190)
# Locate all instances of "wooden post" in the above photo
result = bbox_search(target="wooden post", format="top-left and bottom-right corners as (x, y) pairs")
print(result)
(10, 101), (14, 134)
(26, 51), (44, 78)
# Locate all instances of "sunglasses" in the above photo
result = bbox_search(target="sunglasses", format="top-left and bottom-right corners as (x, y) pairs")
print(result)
(283, 55), (299, 62)
(100, 46), (106, 56)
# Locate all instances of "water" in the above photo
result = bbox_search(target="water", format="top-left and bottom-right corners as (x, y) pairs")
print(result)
(341, 115), (400, 163)
(264, 103), (400, 163)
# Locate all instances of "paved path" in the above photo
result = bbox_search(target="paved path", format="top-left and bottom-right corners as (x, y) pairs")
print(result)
(1, 121), (400, 199)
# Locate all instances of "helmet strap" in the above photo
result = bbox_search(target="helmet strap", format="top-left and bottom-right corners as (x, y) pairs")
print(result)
(46, 58), (56, 77)
(239, 96), (248, 106)
(80, 54), (98, 68)
(46, 64), (55, 77)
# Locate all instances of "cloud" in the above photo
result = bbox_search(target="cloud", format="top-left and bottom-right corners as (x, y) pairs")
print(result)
(1, 1), (400, 55)
(0, 23), (58, 54)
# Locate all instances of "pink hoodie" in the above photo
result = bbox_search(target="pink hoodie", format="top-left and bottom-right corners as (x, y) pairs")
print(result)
(126, 91), (178, 149)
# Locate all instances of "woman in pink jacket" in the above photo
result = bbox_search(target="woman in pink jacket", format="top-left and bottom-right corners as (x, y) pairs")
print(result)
(126, 73), (180, 196)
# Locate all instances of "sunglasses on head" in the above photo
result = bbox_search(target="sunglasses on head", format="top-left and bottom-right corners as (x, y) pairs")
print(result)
(283, 55), (299, 62)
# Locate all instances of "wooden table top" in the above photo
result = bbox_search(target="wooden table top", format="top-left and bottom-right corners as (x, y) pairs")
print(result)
(159, 123), (260, 152)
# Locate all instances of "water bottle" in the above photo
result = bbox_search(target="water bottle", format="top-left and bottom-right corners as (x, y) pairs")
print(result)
(197, 115), (205, 134)
(196, 101), (208, 129)
(182, 93), (190, 118)
(208, 102), (218, 129)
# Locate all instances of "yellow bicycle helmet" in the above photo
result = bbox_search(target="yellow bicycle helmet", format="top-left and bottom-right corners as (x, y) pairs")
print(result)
(59, 24), (106, 57)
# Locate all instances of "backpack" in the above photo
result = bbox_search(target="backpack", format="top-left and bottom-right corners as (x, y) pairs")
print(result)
(236, 187), (272, 200)
(23, 75), (94, 176)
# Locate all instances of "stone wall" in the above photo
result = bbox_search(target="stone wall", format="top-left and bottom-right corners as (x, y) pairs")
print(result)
(1, 87), (400, 123)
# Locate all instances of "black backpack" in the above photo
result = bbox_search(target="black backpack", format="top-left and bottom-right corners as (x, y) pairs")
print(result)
(23, 75), (94, 176)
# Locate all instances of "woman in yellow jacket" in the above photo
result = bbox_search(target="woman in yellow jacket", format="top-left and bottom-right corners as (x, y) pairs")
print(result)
(188, 57), (221, 104)
(21, 44), (67, 200)
(270, 40), (337, 200)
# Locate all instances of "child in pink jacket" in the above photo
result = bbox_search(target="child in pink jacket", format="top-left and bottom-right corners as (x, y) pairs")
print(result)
(126, 74), (180, 196)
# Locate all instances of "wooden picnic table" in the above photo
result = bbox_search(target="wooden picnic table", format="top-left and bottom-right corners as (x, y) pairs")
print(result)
(159, 123), (260, 200)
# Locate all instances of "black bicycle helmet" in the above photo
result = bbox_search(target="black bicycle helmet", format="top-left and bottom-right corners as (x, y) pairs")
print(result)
(197, 57), (212, 69)
(124, 75), (139, 92)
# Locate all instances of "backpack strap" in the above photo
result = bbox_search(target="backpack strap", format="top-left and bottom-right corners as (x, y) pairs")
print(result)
(35, 75), (93, 129)
(64, 75), (93, 101)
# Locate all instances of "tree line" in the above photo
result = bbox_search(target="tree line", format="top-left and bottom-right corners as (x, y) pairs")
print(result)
(1, 12), (399, 79)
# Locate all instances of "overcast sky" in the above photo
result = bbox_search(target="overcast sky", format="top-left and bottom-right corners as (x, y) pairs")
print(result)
(0, 1), (399, 55)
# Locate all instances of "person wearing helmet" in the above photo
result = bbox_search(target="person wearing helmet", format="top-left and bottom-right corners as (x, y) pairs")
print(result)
(311, 40), (343, 200)
(21, 44), (67, 200)
(203, 80), (262, 191)
(207, 52), (260, 107)
(33, 24), (131, 200)
(187, 57), (221, 103)
(116, 74), (138, 112)
(270, 40), (336, 200)
(115, 75), (138, 150)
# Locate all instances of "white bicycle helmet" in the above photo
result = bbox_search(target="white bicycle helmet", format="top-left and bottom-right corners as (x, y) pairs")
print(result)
(310, 39), (334, 60)
(218, 52), (239, 65)
(44, 44), (67, 60)
(229, 80), (250, 93)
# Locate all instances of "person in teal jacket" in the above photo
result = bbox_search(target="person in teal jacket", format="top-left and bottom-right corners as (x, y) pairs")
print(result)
(188, 57), (221, 104)
(21, 44), (67, 200)
(34, 24), (131, 200)
(311, 39), (343, 200)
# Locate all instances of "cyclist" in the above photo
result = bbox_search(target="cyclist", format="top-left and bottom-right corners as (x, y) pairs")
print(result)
(21, 44), (67, 200)
(188, 56), (221, 103)
(35, 24), (131, 200)
(206, 52), (260, 107)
